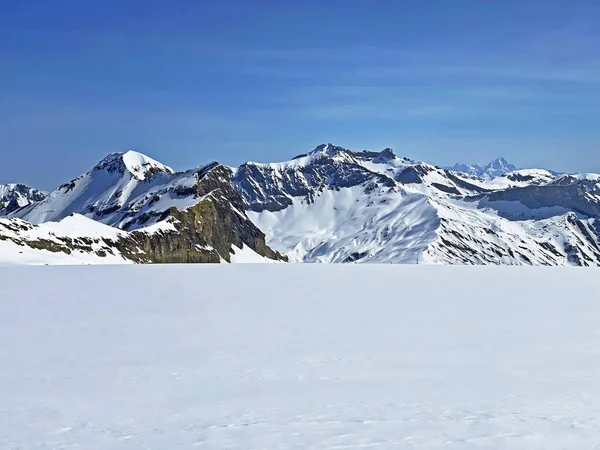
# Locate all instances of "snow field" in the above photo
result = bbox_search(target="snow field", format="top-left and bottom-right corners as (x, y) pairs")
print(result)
(1, 265), (600, 449)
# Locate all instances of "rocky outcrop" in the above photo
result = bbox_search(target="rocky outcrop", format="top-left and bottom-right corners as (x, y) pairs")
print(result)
(123, 165), (286, 263)
(481, 184), (600, 218)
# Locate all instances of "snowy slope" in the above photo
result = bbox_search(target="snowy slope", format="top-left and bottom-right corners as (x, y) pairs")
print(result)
(248, 184), (439, 263)
(3, 265), (600, 449)
(424, 198), (600, 266)
(249, 184), (600, 266)
(238, 145), (600, 265)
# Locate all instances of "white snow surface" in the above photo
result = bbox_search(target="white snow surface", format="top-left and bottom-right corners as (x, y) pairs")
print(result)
(2, 265), (600, 449)
(0, 239), (129, 266)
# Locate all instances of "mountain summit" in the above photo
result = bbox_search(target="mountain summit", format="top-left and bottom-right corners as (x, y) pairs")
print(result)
(93, 150), (175, 180)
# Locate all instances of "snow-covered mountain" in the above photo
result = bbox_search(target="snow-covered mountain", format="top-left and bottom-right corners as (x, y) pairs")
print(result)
(3, 144), (600, 266)
(10, 151), (177, 226)
(5, 151), (285, 264)
(234, 144), (600, 265)
(0, 183), (46, 214)
(449, 157), (517, 179)
(232, 144), (487, 214)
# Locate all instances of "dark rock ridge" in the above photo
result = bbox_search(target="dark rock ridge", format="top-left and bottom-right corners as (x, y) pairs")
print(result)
(232, 144), (491, 214)
(123, 164), (285, 263)
(232, 144), (399, 213)
(475, 184), (600, 219)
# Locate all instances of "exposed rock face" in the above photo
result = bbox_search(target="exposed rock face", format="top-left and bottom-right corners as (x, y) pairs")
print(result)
(123, 165), (285, 263)
(479, 185), (600, 218)
(548, 174), (600, 196)
(232, 144), (399, 213)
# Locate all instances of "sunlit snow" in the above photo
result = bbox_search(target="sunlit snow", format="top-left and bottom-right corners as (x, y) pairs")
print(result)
(2, 265), (600, 449)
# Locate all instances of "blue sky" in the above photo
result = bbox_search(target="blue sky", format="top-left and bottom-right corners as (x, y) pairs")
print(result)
(2, 0), (600, 189)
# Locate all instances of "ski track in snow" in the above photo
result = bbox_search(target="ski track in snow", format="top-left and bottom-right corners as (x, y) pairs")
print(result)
(2, 265), (600, 449)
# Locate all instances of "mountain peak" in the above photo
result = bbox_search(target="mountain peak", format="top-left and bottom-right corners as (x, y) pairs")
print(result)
(93, 150), (174, 180)
(483, 157), (516, 178)
(310, 143), (349, 157)
(289, 143), (354, 164)
(449, 157), (516, 179)
(486, 157), (513, 169)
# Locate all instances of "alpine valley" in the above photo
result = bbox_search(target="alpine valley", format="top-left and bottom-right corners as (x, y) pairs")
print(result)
(2, 144), (600, 266)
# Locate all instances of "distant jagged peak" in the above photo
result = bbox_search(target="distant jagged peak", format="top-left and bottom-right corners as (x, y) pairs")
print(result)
(486, 157), (515, 171)
(93, 150), (175, 180)
(449, 157), (517, 179)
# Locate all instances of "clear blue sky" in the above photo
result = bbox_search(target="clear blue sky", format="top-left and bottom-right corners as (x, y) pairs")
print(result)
(2, 0), (600, 189)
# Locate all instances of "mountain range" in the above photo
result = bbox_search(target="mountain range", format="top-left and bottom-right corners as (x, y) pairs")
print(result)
(2, 145), (599, 266)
